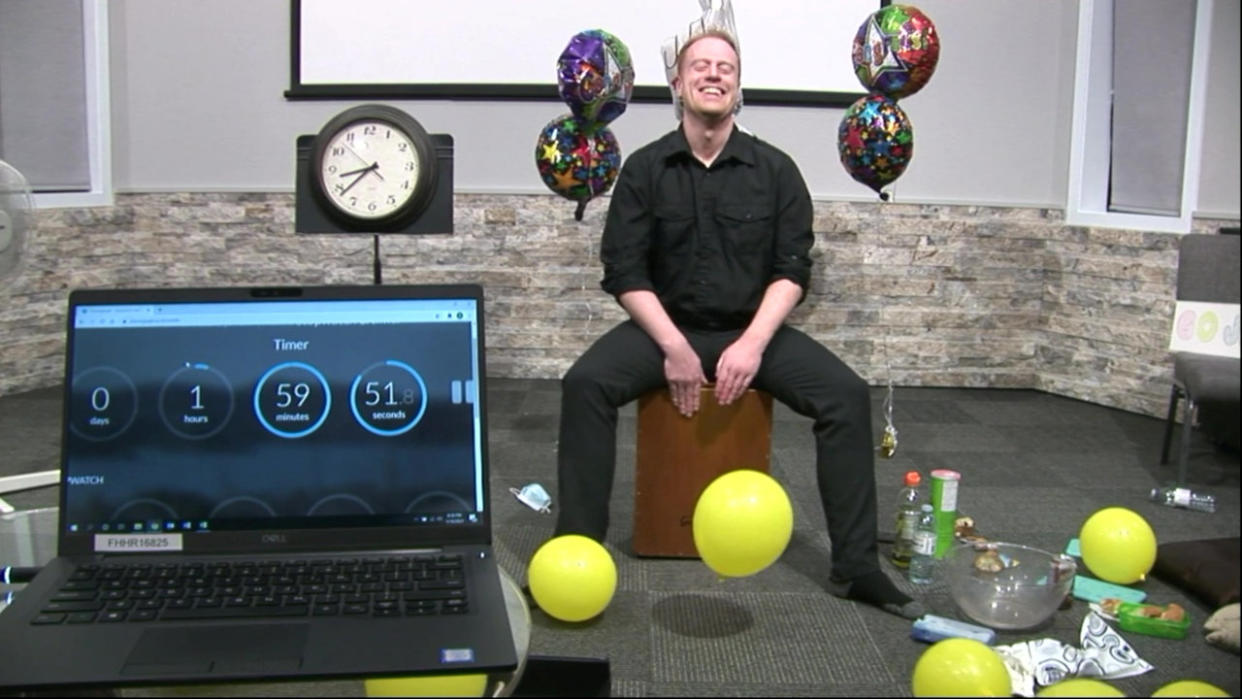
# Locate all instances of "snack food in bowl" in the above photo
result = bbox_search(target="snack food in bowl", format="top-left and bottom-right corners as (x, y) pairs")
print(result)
(944, 541), (1077, 630)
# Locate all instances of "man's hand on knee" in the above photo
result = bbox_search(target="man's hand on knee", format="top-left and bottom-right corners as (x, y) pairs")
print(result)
(714, 338), (762, 405)
(663, 345), (705, 416)
(669, 377), (704, 416)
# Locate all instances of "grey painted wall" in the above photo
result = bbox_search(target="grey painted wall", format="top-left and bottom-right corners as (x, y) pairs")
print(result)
(107, 0), (1239, 215)
(1199, 0), (1241, 215)
(107, 0), (1089, 207)
(106, 0), (1240, 215)
(5, 3), (1240, 419)
(104, 0), (1240, 216)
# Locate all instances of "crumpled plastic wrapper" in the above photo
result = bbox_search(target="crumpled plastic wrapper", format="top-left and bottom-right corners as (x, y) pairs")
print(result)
(660, 0), (744, 119)
(509, 483), (553, 514)
(994, 612), (1154, 696)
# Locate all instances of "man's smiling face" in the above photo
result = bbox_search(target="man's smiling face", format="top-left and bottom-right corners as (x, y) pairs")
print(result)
(673, 34), (739, 123)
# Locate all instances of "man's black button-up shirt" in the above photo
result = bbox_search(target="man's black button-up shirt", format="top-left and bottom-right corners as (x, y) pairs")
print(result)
(600, 125), (814, 331)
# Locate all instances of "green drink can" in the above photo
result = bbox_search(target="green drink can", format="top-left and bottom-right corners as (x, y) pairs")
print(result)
(929, 469), (960, 558)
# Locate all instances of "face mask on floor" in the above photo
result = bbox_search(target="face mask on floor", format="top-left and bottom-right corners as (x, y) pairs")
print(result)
(510, 483), (553, 514)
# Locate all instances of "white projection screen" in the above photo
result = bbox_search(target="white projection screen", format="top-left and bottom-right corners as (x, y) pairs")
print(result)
(288, 0), (885, 107)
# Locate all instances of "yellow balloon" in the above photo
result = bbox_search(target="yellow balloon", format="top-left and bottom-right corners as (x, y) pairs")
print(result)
(1152, 679), (1231, 697)
(364, 673), (488, 697)
(692, 469), (793, 578)
(1036, 678), (1125, 696)
(1078, 507), (1157, 584)
(527, 534), (617, 622)
(911, 638), (1011, 697)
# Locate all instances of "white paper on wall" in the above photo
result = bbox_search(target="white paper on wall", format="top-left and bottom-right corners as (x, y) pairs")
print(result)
(1168, 301), (1241, 358)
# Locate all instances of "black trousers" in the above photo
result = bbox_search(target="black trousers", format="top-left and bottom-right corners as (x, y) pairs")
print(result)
(554, 320), (881, 582)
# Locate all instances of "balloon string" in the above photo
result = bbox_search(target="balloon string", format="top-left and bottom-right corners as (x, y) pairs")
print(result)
(584, 228), (594, 332)
(575, 132), (596, 222)
(879, 330), (898, 457)
(883, 381), (895, 432)
(885, 333), (894, 428)
(881, 183), (897, 203)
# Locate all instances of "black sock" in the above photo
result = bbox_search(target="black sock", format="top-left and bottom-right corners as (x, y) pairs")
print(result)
(828, 570), (925, 620)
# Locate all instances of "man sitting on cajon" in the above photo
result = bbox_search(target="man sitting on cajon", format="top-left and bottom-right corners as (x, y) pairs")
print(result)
(549, 4), (923, 620)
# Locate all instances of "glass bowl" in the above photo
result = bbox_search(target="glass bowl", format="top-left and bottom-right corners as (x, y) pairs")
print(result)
(943, 541), (1077, 630)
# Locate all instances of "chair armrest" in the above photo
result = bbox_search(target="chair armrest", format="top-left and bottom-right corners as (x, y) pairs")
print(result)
(0, 470), (60, 513)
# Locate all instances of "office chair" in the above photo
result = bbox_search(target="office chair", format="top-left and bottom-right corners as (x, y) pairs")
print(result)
(1160, 233), (1241, 484)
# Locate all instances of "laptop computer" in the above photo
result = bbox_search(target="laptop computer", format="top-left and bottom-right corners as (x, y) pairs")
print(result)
(0, 284), (518, 689)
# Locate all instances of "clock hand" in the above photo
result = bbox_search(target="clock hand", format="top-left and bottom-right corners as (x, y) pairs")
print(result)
(343, 143), (371, 166)
(337, 163), (382, 194)
(342, 161), (386, 184)
(338, 164), (375, 178)
(337, 167), (372, 197)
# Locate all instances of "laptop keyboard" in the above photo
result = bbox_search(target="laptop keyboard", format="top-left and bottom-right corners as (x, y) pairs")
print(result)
(29, 554), (468, 625)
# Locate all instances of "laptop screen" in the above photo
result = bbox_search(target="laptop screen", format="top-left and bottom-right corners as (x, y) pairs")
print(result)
(57, 285), (490, 555)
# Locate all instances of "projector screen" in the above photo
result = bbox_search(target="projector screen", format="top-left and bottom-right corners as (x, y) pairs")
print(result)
(287, 0), (884, 107)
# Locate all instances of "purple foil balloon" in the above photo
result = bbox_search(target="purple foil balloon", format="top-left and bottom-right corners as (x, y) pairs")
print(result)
(557, 29), (635, 127)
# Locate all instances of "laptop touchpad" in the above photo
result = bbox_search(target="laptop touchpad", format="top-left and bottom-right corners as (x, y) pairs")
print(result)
(122, 624), (308, 676)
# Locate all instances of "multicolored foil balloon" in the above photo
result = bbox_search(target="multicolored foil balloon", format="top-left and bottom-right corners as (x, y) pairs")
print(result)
(852, 4), (940, 100)
(536, 114), (621, 220)
(838, 94), (913, 200)
(557, 29), (635, 127)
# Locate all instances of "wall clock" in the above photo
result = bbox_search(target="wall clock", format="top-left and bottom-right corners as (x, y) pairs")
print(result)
(309, 104), (438, 228)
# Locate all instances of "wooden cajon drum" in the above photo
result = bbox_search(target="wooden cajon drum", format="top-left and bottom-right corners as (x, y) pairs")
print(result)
(632, 386), (773, 557)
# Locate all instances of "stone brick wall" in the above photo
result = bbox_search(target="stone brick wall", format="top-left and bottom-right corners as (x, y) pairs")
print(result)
(1, 192), (1236, 418)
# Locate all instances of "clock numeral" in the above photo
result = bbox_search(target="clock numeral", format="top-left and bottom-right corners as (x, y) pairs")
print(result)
(314, 107), (433, 222)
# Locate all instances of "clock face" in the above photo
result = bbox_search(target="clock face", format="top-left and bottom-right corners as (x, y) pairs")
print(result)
(317, 118), (422, 221)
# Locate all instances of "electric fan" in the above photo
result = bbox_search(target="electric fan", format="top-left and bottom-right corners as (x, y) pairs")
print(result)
(0, 159), (34, 288)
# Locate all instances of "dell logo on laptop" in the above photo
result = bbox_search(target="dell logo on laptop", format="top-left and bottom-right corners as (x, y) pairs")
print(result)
(261, 534), (288, 544)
